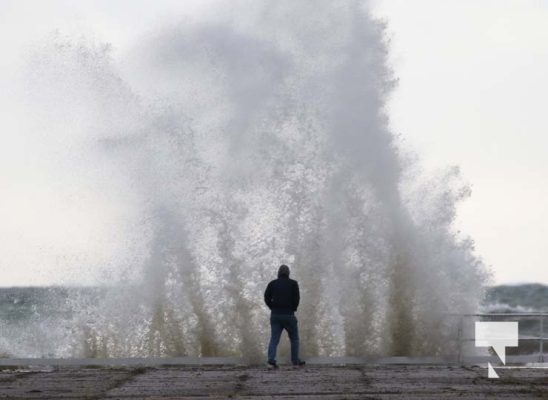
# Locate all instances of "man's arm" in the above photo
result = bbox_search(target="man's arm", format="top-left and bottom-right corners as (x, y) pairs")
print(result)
(264, 282), (273, 309)
(292, 281), (300, 311)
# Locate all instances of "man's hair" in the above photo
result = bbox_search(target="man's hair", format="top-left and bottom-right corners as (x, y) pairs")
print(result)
(278, 264), (290, 277)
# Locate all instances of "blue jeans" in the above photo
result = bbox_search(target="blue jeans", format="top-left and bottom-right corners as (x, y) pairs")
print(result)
(267, 313), (300, 364)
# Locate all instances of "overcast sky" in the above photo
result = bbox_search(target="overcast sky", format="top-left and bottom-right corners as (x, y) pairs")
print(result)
(1, 0), (547, 286)
(372, 0), (548, 284)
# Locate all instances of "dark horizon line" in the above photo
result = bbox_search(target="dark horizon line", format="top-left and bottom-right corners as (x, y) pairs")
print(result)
(1, 282), (548, 290)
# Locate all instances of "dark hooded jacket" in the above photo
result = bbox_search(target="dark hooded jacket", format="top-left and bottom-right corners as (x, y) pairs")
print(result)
(264, 273), (300, 315)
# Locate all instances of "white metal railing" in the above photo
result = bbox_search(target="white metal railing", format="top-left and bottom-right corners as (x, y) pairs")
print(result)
(455, 313), (548, 364)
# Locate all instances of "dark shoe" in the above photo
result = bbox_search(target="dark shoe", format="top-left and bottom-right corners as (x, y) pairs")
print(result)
(292, 360), (306, 366)
(267, 360), (279, 369)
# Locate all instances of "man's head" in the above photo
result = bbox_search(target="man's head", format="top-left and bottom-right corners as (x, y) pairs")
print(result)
(278, 264), (290, 278)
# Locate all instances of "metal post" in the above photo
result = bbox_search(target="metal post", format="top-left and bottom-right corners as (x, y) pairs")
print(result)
(457, 315), (464, 365)
(539, 316), (544, 363)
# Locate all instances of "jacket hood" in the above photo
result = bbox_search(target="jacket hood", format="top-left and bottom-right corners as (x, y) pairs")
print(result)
(278, 264), (290, 278)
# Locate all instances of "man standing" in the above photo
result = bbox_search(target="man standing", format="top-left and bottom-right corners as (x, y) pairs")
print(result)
(264, 264), (305, 368)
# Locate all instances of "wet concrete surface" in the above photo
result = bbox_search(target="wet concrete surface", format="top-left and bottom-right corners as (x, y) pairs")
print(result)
(1, 364), (548, 399)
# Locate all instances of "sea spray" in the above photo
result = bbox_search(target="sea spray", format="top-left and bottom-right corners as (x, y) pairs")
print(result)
(3, 0), (490, 359)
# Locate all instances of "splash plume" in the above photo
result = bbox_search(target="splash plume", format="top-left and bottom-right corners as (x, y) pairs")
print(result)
(8, 0), (489, 360)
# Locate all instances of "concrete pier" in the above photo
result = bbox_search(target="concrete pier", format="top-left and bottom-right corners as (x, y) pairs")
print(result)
(1, 362), (548, 399)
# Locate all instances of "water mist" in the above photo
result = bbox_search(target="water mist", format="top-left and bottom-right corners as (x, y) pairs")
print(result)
(4, 0), (489, 361)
